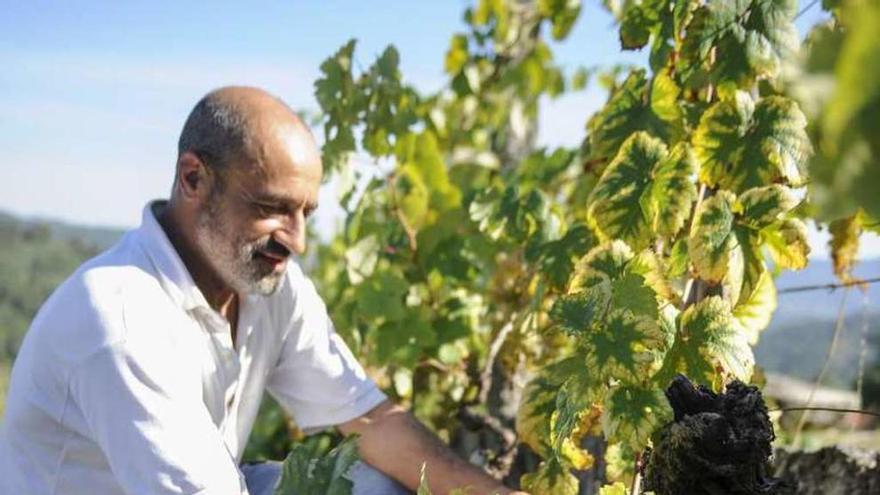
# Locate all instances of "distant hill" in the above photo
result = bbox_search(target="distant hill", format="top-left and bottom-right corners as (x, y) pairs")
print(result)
(0, 211), (124, 359)
(756, 258), (880, 388)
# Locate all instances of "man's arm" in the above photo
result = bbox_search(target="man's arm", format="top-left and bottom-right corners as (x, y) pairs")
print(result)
(339, 400), (527, 495)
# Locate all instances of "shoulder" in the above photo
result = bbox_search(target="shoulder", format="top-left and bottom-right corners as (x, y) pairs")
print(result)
(27, 233), (175, 363)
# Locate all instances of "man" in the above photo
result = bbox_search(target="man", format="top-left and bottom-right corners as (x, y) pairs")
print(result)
(0, 87), (527, 495)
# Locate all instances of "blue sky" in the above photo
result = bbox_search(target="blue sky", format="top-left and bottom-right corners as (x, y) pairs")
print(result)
(3, 0), (861, 257)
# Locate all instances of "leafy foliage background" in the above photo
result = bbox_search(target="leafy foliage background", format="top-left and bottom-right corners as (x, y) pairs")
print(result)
(0, 0), (878, 493)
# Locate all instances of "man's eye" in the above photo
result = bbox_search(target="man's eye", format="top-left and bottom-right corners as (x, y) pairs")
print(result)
(255, 203), (284, 216)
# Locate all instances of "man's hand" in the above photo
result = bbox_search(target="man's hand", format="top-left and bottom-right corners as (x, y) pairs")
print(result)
(339, 400), (526, 494)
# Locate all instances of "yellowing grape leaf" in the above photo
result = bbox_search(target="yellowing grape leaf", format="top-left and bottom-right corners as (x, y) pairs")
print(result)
(646, 142), (698, 238)
(585, 309), (668, 384)
(664, 296), (754, 385)
(732, 269), (777, 345)
(736, 185), (798, 228)
(688, 191), (739, 283)
(681, 0), (798, 87)
(763, 218), (810, 270)
(569, 241), (634, 292)
(829, 213), (862, 282)
(694, 92), (810, 193)
(588, 133), (696, 250)
(521, 460), (579, 495)
(601, 385), (672, 451)
(587, 133), (665, 250)
(583, 70), (683, 163)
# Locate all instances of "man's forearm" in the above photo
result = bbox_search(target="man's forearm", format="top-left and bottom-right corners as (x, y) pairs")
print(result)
(339, 401), (518, 494)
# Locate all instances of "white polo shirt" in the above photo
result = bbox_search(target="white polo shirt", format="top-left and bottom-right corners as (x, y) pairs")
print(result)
(0, 201), (387, 495)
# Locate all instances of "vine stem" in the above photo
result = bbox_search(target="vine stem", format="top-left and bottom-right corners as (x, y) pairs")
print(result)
(792, 288), (851, 445)
(479, 319), (516, 406)
(772, 406), (880, 419)
(681, 183), (710, 310)
(630, 452), (642, 495)
(777, 276), (880, 294)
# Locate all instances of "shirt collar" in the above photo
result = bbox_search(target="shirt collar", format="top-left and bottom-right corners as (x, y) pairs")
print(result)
(136, 200), (213, 312)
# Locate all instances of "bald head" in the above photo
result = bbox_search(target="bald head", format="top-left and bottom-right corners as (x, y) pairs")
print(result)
(177, 86), (313, 176)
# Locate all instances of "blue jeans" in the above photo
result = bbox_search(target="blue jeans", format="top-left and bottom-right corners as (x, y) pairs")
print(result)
(241, 461), (411, 495)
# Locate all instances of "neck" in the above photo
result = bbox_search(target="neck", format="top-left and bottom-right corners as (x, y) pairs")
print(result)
(156, 202), (237, 312)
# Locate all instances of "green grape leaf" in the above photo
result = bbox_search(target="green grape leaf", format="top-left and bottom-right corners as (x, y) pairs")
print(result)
(694, 92), (810, 193)
(611, 272), (659, 320)
(445, 34), (469, 75)
(829, 213), (863, 282)
(521, 460), (579, 495)
(734, 226), (765, 306)
(551, 280), (612, 337)
(394, 164), (430, 230)
(629, 249), (680, 305)
(680, 0), (798, 87)
(569, 241), (634, 292)
(469, 185), (550, 243)
(667, 238), (690, 279)
(736, 185), (798, 228)
(396, 132), (462, 215)
(372, 308), (437, 367)
(344, 235), (381, 284)
(733, 269), (777, 345)
(663, 296), (754, 386)
(619, 2), (653, 49)
(763, 218), (810, 270)
(551, 375), (602, 469)
(585, 309), (668, 384)
(275, 435), (359, 495)
(688, 191), (738, 283)
(588, 132), (665, 250)
(354, 269), (409, 322)
(539, 0), (582, 40)
(530, 224), (593, 290)
(646, 142), (698, 238)
(517, 373), (561, 457)
(650, 71), (684, 124)
(601, 385), (672, 451)
(315, 40), (361, 173)
(583, 70), (683, 163)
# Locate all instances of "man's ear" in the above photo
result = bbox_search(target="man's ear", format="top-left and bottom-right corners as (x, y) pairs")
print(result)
(175, 152), (211, 201)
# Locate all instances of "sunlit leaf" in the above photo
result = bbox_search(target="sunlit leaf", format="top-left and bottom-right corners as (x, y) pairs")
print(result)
(646, 142), (698, 238)
(763, 218), (810, 270)
(680, 0), (798, 87)
(694, 92), (810, 193)
(585, 309), (668, 384)
(688, 191), (738, 283)
(829, 213), (862, 282)
(662, 296), (754, 385)
(732, 269), (777, 345)
(736, 184), (798, 229)
(583, 70), (683, 163)
(588, 133), (664, 249)
(275, 435), (359, 495)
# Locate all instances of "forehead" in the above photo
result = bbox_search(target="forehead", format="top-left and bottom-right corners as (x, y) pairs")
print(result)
(229, 122), (322, 199)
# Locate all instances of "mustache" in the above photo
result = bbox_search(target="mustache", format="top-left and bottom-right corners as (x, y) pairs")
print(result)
(253, 237), (290, 258)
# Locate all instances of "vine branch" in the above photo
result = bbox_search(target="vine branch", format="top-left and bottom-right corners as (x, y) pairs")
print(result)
(777, 276), (880, 294)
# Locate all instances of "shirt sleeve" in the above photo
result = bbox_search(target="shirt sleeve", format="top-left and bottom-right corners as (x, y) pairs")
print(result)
(266, 267), (387, 432)
(70, 343), (247, 495)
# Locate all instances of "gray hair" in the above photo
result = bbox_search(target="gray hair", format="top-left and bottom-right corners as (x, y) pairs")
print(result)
(177, 93), (252, 174)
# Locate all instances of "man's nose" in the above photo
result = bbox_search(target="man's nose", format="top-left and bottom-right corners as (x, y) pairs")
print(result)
(273, 212), (306, 255)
